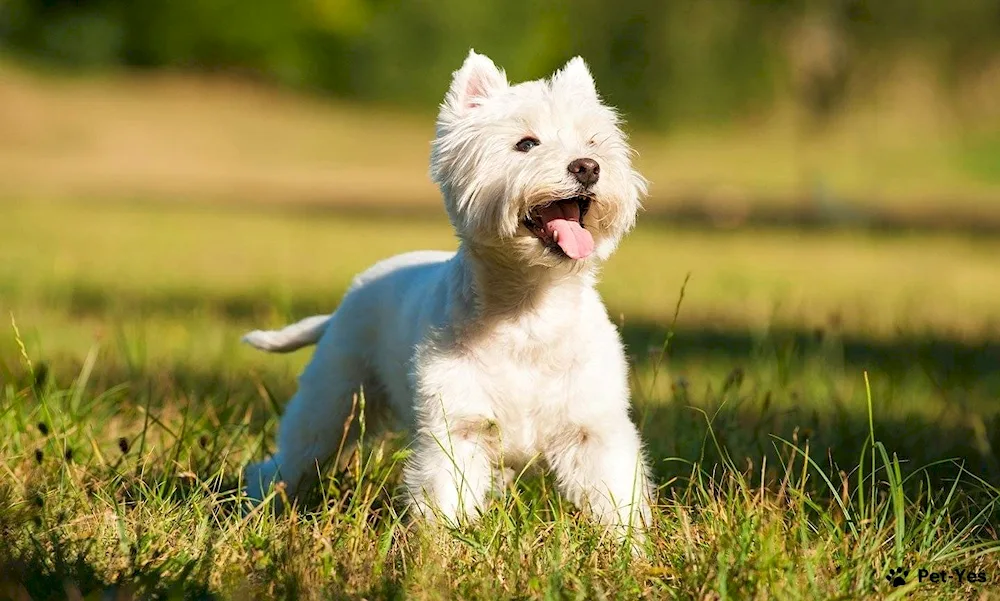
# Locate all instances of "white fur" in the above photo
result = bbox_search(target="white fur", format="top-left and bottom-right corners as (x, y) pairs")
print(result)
(242, 314), (330, 353)
(243, 50), (652, 543)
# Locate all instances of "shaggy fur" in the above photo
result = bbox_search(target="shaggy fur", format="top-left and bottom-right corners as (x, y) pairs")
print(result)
(242, 50), (652, 540)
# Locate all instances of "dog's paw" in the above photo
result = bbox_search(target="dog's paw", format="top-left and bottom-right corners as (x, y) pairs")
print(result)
(243, 459), (282, 511)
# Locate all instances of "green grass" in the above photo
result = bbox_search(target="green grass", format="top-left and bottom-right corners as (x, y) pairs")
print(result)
(1, 199), (999, 599)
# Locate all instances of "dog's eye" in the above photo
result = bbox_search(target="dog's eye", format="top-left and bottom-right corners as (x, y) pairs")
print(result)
(515, 137), (540, 152)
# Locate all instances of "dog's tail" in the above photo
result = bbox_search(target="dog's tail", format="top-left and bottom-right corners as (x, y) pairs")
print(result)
(241, 314), (331, 353)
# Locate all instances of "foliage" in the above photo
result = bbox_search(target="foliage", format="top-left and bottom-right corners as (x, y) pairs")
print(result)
(3, 0), (1000, 126)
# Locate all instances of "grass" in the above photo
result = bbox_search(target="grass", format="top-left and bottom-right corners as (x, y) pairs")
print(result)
(3, 367), (998, 600)
(1, 197), (999, 599)
(2, 311), (999, 599)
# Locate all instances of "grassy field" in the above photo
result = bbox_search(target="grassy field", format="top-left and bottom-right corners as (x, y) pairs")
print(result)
(1, 196), (999, 599)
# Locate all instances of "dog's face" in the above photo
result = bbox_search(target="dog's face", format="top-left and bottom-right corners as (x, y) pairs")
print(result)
(431, 51), (646, 268)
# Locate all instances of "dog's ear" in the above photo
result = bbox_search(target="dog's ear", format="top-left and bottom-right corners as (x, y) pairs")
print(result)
(552, 57), (598, 100)
(444, 49), (507, 115)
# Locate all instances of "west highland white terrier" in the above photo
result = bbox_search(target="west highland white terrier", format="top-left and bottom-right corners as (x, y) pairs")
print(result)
(242, 50), (652, 541)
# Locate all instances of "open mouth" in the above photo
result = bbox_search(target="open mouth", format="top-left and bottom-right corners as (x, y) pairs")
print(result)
(522, 196), (594, 260)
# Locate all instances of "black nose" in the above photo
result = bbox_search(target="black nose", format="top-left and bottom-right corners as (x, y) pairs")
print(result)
(567, 158), (600, 187)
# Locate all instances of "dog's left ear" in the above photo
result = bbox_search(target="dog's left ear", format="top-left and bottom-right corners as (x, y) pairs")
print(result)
(552, 57), (598, 100)
(444, 49), (508, 116)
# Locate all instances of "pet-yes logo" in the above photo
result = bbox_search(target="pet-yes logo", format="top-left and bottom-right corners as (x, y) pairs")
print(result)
(882, 565), (989, 588)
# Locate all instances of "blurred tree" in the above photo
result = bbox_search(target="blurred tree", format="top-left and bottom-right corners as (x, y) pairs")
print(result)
(1, 0), (997, 127)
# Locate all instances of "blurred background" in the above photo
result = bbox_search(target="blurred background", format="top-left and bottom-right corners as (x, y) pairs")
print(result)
(1, 1), (999, 477)
(3, 0), (1000, 216)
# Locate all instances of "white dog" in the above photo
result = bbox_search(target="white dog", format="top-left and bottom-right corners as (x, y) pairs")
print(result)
(243, 50), (652, 540)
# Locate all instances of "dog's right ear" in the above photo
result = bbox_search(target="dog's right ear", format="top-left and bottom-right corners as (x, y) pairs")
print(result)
(443, 49), (507, 117)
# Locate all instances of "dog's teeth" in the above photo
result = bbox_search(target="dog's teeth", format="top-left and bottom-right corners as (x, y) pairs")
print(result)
(552, 230), (560, 242)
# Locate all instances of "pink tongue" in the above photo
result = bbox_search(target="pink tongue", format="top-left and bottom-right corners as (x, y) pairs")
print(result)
(537, 201), (595, 260)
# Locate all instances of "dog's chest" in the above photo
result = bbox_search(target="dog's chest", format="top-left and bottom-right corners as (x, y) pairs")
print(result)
(491, 314), (577, 363)
(473, 310), (587, 437)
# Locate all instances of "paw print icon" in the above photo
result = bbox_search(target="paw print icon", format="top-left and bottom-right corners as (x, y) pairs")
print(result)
(886, 567), (910, 587)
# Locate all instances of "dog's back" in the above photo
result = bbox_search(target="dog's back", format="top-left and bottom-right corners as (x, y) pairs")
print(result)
(242, 250), (456, 353)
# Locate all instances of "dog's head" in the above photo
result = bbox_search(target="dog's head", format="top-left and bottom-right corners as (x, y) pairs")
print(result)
(431, 50), (646, 269)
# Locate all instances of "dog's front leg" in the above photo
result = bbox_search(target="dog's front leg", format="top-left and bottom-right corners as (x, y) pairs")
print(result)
(543, 413), (653, 545)
(402, 357), (499, 526)
(403, 414), (498, 527)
